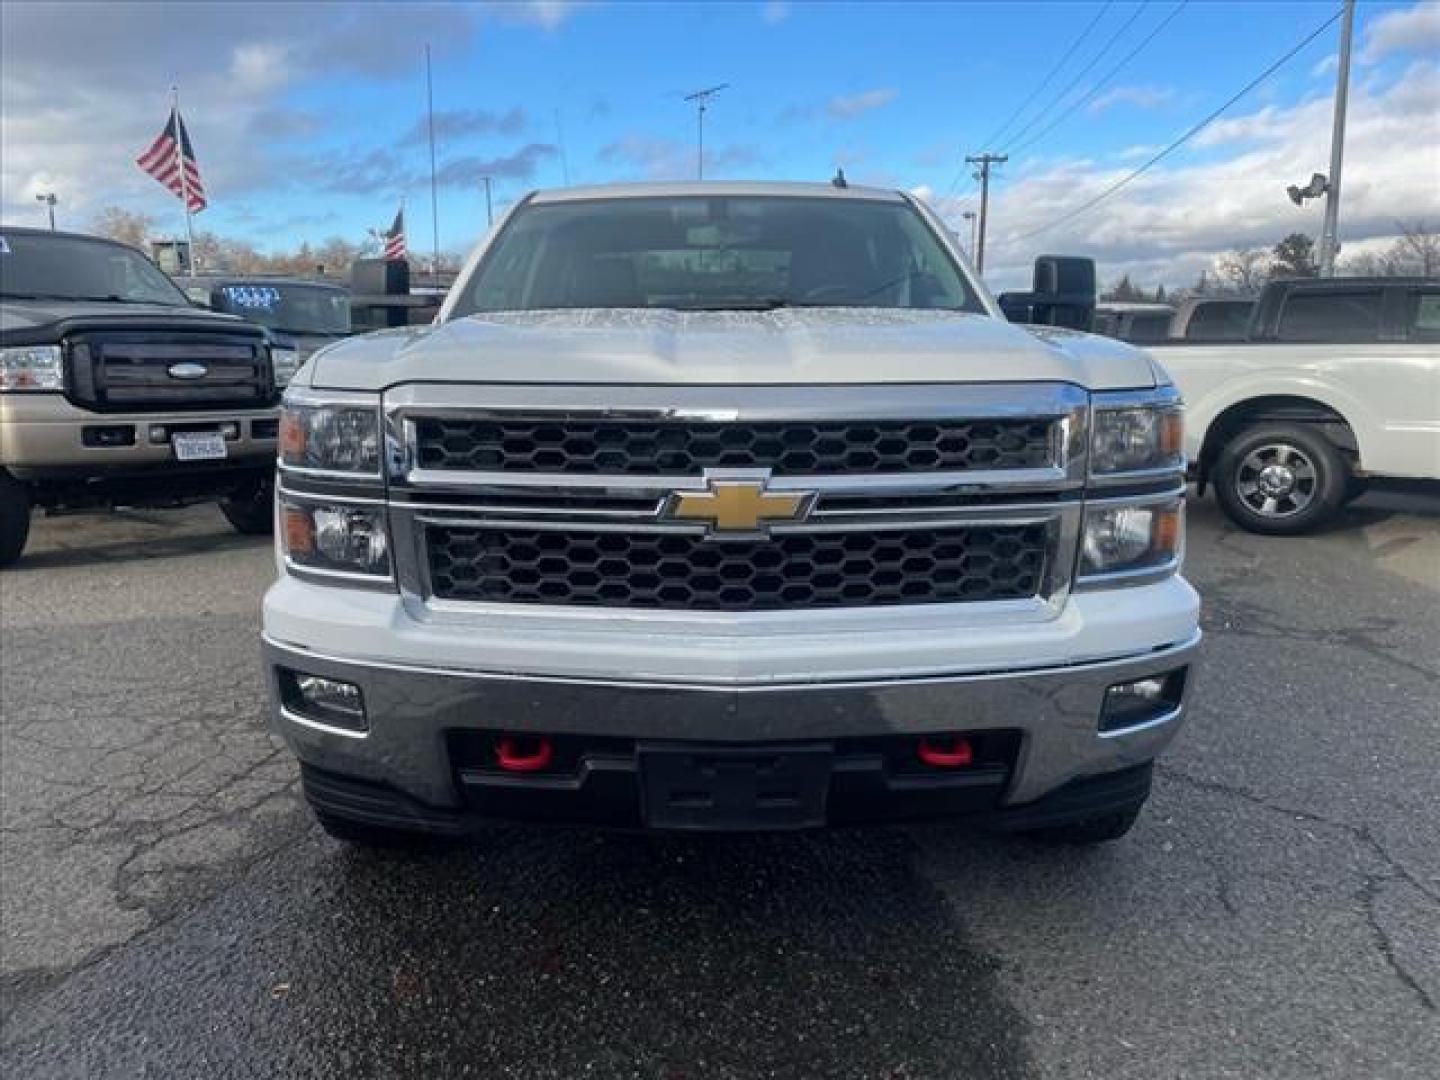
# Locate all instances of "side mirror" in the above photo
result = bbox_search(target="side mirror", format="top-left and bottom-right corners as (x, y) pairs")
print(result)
(1000, 256), (1096, 331)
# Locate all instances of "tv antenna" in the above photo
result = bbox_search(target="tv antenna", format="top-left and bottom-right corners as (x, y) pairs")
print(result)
(683, 83), (729, 180)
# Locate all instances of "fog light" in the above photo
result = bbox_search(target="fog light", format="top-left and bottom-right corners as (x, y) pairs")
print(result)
(1101, 669), (1186, 734)
(220, 422), (240, 439)
(298, 675), (364, 717)
(279, 669), (367, 734)
(149, 425), (168, 444)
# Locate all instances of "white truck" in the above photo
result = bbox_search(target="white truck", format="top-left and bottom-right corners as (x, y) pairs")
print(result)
(262, 182), (1200, 845)
(1150, 277), (1440, 534)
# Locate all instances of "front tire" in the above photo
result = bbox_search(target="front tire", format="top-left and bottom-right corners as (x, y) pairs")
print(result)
(1213, 422), (1348, 535)
(219, 476), (274, 536)
(0, 471), (33, 567)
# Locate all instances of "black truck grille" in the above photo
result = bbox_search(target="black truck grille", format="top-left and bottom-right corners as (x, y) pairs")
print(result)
(426, 524), (1048, 611)
(413, 417), (1056, 476)
(67, 332), (273, 413)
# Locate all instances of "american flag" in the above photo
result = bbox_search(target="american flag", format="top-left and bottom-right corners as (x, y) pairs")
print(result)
(382, 207), (406, 261)
(135, 107), (207, 212)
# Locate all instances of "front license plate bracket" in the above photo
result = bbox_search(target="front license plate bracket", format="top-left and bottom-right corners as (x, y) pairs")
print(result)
(639, 743), (833, 830)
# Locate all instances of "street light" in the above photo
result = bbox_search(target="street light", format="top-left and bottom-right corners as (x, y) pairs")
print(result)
(35, 192), (57, 230)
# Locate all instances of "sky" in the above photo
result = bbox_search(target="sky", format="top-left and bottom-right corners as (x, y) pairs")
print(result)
(2, 0), (1437, 290)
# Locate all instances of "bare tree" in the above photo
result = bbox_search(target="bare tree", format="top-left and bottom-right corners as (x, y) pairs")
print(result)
(90, 206), (157, 249)
(1394, 220), (1439, 276)
(1215, 247), (1269, 293)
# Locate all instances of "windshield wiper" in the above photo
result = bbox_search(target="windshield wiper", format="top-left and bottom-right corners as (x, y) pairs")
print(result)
(70, 294), (181, 306)
(669, 298), (814, 312)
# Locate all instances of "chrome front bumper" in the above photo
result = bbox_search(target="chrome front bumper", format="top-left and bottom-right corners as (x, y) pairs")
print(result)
(263, 631), (1200, 814)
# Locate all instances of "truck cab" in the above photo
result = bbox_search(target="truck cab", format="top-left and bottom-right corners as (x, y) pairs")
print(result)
(178, 275), (353, 363)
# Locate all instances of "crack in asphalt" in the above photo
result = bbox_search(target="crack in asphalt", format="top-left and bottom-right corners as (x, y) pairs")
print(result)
(1161, 765), (1439, 1013)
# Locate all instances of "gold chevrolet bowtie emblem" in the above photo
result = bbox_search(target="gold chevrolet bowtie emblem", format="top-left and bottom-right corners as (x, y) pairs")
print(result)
(666, 477), (814, 533)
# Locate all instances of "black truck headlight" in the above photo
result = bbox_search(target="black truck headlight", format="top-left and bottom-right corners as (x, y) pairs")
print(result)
(1090, 387), (1184, 477)
(1079, 498), (1184, 582)
(0, 344), (64, 391)
(278, 390), (381, 475)
(281, 496), (392, 581)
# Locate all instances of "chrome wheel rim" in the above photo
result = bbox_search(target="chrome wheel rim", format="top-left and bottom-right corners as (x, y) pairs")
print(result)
(1235, 443), (1317, 518)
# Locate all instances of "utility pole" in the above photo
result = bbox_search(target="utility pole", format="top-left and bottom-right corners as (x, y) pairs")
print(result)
(962, 210), (977, 258)
(683, 84), (728, 180)
(483, 176), (493, 227)
(1318, 0), (1355, 277)
(966, 153), (1007, 275)
(35, 192), (57, 231)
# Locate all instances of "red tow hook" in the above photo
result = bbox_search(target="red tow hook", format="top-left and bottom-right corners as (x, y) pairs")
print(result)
(917, 736), (974, 769)
(495, 735), (554, 772)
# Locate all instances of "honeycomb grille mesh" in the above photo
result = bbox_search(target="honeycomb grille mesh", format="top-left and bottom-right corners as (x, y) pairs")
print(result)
(426, 525), (1048, 611)
(412, 418), (1055, 476)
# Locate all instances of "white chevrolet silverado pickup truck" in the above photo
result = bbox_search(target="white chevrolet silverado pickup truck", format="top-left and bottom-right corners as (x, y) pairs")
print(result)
(1150, 276), (1440, 534)
(262, 182), (1200, 844)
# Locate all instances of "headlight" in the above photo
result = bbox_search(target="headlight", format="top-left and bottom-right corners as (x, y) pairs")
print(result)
(0, 345), (63, 391)
(278, 392), (381, 474)
(280, 496), (392, 580)
(1090, 389), (1183, 477)
(271, 346), (300, 388)
(1080, 498), (1184, 581)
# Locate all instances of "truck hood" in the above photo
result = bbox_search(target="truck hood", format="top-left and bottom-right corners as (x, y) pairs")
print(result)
(306, 308), (1156, 391)
(0, 298), (254, 341)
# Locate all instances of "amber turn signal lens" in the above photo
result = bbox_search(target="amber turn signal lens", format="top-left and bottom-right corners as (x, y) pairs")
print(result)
(1152, 503), (1184, 554)
(278, 411), (306, 460)
(1159, 410), (1184, 459)
(283, 505), (315, 556)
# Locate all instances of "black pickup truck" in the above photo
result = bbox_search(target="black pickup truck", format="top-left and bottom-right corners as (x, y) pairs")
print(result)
(0, 227), (295, 566)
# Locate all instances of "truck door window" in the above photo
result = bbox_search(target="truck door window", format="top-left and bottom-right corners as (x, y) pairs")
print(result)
(1276, 290), (1382, 342)
(1185, 300), (1254, 341)
(1406, 291), (1440, 343)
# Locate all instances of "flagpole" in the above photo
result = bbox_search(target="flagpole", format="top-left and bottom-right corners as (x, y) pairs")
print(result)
(425, 44), (439, 287)
(171, 85), (197, 271)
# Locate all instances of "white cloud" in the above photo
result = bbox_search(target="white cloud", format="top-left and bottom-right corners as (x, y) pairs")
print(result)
(509, 1), (584, 31)
(826, 88), (899, 120)
(1311, 54), (1339, 79)
(761, 1), (790, 25)
(1087, 85), (1175, 115)
(0, 3), (563, 228)
(1361, 2), (1440, 63)
(927, 61), (1440, 292)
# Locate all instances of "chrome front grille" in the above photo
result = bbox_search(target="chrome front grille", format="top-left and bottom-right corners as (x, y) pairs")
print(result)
(426, 523), (1049, 611)
(413, 417), (1056, 476)
(383, 383), (1088, 615)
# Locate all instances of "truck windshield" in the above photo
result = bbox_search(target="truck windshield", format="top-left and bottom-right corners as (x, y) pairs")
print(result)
(451, 195), (982, 316)
(208, 283), (351, 335)
(0, 231), (187, 306)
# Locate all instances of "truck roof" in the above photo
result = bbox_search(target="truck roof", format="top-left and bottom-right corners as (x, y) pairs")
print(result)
(0, 224), (147, 252)
(528, 181), (907, 204)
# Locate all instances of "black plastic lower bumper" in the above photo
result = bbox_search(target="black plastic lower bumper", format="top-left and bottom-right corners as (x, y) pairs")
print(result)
(300, 747), (1154, 836)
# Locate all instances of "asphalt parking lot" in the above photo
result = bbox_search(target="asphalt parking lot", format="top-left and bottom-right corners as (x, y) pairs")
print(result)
(2, 490), (1437, 1079)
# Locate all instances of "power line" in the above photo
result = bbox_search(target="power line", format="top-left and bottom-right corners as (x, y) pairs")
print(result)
(1011, 5), (1345, 244)
(940, 2), (1112, 208)
(1003, 1), (1152, 152)
(981, 2), (1114, 152)
(1010, 1), (1189, 159)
